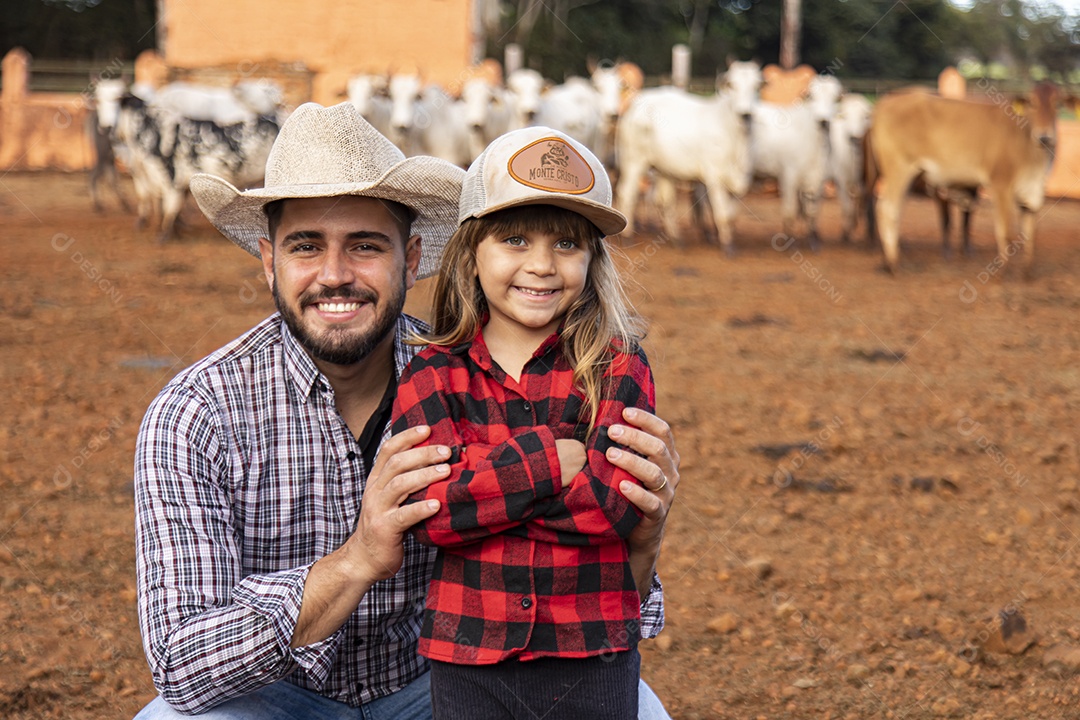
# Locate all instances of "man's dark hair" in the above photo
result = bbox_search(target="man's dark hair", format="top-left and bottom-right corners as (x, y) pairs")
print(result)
(263, 197), (416, 245)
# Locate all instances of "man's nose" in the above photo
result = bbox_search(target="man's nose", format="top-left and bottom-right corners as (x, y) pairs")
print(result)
(316, 247), (356, 286)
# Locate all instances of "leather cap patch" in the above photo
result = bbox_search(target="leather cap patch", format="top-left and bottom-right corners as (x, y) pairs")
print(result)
(507, 138), (595, 195)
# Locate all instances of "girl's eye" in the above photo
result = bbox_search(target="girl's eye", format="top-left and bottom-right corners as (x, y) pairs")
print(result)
(555, 238), (579, 250)
(503, 235), (526, 247)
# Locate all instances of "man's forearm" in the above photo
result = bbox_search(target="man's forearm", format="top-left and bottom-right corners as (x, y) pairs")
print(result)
(291, 536), (378, 648)
(629, 538), (663, 602)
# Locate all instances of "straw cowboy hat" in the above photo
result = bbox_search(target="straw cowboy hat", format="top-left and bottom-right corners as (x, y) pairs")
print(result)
(190, 102), (465, 279)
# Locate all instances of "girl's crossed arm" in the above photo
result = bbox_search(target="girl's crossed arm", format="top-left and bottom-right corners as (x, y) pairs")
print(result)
(391, 355), (564, 547)
(520, 349), (656, 545)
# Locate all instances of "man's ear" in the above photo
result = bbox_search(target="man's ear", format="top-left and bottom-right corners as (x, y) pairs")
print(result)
(257, 237), (275, 290)
(404, 235), (422, 290)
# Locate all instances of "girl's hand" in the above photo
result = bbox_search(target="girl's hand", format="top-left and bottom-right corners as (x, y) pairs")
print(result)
(555, 438), (586, 487)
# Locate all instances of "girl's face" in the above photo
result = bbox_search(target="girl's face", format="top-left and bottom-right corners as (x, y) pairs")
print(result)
(474, 227), (592, 345)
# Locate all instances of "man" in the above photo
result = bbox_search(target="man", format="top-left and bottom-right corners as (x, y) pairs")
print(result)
(134, 103), (679, 719)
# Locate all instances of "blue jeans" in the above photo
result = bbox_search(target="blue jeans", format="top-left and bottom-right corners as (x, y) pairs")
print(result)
(133, 674), (671, 719)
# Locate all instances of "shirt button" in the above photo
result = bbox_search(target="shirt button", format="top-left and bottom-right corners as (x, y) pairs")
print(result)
(346, 451), (357, 461)
(522, 401), (532, 412)
(521, 597), (532, 609)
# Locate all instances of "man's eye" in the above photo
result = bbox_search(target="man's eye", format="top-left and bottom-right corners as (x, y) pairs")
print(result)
(291, 243), (317, 254)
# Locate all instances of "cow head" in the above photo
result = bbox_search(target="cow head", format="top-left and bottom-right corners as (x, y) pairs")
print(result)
(93, 79), (127, 130)
(807, 75), (843, 129)
(347, 74), (388, 117)
(1023, 82), (1060, 154)
(719, 60), (762, 123)
(835, 93), (873, 147)
(461, 77), (494, 134)
(590, 64), (623, 126)
(388, 73), (424, 137)
(507, 68), (545, 126)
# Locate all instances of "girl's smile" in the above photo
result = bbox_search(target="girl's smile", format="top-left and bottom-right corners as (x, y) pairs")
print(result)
(475, 229), (591, 350)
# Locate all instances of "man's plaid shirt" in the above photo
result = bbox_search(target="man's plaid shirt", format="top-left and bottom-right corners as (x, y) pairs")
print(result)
(133, 314), (436, 713)
(135, 313), (666, 712)
(391, 328), (661, 665)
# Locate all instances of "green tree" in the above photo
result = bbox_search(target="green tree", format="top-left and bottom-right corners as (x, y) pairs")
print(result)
(0, 0), (156, 63)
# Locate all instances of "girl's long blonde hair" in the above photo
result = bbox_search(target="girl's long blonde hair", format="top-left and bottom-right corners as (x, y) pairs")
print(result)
(420, 205), (645, 436)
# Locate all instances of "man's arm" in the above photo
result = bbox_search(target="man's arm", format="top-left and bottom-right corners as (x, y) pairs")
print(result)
(608, 408), (680, 621)
(290, 426), (448, 647)
(135, 387), (447, 713)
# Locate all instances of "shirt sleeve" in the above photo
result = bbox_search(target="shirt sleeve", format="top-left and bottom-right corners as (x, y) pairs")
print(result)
(639, 572), (666, 639)
(134, 385), (341, 714)
(523, 349), (656, 544)
(391, 357), (564, 548)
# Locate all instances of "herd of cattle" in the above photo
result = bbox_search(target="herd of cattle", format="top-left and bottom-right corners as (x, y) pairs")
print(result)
(87, 61), (1066, 275)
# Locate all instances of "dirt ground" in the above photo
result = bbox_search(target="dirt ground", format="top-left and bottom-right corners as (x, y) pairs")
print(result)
(1, 171), (1079, 719)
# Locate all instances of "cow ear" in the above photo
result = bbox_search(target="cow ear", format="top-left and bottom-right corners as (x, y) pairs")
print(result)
(762, 64), (780, 84)
(586, 55), (598, 75)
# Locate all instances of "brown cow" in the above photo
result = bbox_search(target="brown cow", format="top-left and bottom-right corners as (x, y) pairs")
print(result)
(869, 83), (1058, 276)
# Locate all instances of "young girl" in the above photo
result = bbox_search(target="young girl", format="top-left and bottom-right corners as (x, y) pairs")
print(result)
(391, 126), (656, 720)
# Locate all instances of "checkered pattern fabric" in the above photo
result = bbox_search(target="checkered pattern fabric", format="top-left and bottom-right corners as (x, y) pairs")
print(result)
(134, 314), (435, 713)
(391, 329), (656, 664)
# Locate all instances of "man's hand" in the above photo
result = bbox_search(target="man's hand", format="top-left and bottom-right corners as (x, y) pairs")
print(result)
(606, 408), (680, 599)
(290, 426), (450, 648)
(346, 425), (450, 583)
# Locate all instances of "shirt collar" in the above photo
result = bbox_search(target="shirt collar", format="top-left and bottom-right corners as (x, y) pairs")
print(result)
(454, 323), (562, 374)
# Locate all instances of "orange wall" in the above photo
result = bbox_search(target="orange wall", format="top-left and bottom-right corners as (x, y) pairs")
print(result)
(161, 0), (476, 104)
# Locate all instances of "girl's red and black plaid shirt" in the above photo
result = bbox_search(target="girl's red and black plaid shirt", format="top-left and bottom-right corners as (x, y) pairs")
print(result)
(391, 328), (656, 665)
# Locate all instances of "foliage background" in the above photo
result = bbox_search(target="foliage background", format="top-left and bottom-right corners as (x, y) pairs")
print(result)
(0, 1), (1076, 83)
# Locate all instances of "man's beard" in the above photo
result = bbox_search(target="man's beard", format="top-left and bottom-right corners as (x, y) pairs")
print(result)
(273, 271), (407, 366)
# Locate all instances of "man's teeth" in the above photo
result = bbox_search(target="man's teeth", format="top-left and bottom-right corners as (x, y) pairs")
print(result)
(317, 302), (361, 313)
(517, 288), (556, 296)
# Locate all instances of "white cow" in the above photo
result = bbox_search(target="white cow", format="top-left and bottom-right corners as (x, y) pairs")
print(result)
(589, 65), (625, 167)
(720, 60), (764, 119)
(347, 74), (392, 138)
(827, 93), (874, 243)
(536, 77), (603, 157)
(747, 74), (842, 249)
(461, 76), (512, 162)
(615, 86), (752, 253)
(506, 68), (546, 129)
(151, 81), (282, 125)
(387, 74), (471, 166)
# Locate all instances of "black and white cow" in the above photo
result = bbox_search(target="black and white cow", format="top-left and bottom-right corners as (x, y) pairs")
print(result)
(87, 79), (133, 213)
(112, 91), (280, 243)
